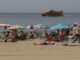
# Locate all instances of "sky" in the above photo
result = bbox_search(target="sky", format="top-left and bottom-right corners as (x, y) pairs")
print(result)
(0, 0), (80, 13)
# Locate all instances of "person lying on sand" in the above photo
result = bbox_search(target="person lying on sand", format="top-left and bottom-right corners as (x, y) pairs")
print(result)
(33, 41), (55, 45)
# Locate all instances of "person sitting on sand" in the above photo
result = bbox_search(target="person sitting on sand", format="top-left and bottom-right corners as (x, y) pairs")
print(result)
(43, 29), (49, 38)
(33, 31), (39, 38)
(27, 32), (35, 39)
(62, 30), (68, 40)
(38, 31), (43, 39)
(19, 30), (26, 40)
(9, 31), (18, 42)
(2, 30), (11, 42)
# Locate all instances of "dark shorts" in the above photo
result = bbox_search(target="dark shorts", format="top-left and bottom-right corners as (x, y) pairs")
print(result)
(75, 34), (79, 38)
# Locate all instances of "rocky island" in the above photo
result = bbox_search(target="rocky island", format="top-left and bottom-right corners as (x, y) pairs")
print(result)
(41, 9), (63, 16)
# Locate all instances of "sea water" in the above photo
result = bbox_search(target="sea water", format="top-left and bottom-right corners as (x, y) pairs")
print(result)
(0, 13), (80, 32)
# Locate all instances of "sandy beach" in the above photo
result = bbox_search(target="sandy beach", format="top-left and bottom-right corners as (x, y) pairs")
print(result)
(0, 39), (79, 60)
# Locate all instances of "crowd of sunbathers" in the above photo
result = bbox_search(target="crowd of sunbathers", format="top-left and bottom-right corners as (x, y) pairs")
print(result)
(1, 23), (80, 46)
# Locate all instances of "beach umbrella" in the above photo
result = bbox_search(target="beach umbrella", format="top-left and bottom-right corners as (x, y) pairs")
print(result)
(50, 24), (71, 30)
(8, 25), (25, 30)
(0, 24), (11, 30)
(34, 24), (49, 29)
(0, 24), (11, 27)
(27, 25), (34, 29)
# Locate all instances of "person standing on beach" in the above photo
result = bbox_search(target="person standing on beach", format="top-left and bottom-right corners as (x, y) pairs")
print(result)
(72, 23), (80, 43)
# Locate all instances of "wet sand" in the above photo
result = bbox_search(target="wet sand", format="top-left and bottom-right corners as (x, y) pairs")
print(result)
(0, 39), (80, 60)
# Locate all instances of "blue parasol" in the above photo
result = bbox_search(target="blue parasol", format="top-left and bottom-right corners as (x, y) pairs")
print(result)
(50, 24), (71, 30)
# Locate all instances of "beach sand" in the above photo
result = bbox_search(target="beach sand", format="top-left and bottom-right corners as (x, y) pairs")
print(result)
(0, 39), (80, 60)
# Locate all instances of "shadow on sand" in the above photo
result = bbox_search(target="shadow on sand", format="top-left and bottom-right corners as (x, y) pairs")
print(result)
(64, 44), (80, 47)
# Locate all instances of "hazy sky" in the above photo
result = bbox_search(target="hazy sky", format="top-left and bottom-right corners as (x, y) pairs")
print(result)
(0, 0), (80, 13)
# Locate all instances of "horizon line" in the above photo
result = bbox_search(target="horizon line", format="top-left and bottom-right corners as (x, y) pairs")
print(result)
(0, 13), (80, 14)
